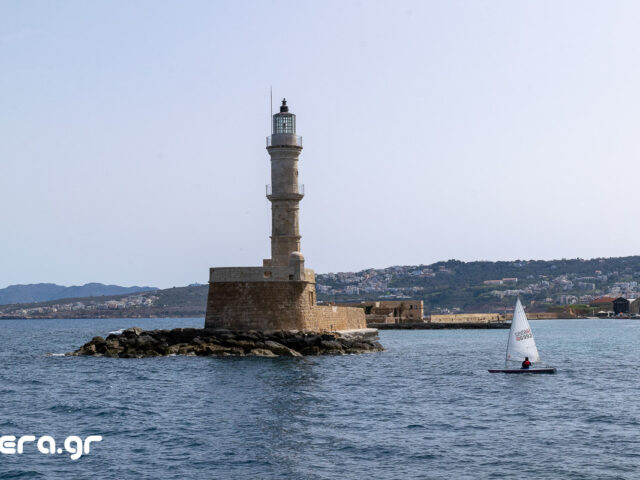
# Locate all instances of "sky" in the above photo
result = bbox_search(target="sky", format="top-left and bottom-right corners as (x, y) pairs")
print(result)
(1, 0), (640, 289)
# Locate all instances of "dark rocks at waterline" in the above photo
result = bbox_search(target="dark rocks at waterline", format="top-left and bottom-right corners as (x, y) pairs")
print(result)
(66, 327), (384, 358)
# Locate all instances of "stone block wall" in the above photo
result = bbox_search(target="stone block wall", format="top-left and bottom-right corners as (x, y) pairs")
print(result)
(430, 313), (502, 324)
(340, 300), (424, 323)
(210, 266), (315, 283)
(307, 305), (366, 331)
(205, 281), (366, 332)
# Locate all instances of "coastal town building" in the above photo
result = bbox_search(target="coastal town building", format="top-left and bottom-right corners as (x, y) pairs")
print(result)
(204, 100), (366, 332)
(613, 297), (630, 314)
(590, 296), (630, 315)
(589, 296), (616, 312)
(558, 295), (579, 305)
(338, 300), (424, 325)
(483, 278), (518, 286)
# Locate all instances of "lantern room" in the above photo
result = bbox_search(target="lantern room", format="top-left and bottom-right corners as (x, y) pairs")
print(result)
(272, 98), (296, 134)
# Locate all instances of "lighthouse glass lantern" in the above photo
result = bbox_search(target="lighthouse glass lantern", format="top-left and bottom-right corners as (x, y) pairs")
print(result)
(272, 98), (296, 134)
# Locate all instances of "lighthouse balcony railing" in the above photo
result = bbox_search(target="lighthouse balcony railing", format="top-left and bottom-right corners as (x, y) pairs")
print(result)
(266, 184), (305, 196)
(266, 134), (303, 147)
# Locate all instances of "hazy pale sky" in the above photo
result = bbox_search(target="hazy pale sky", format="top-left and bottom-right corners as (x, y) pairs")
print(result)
(1, 0), (639, 288)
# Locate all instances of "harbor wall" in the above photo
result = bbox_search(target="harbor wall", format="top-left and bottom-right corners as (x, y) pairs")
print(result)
(430, 313), (502, 324)
(504, 312), (562, 320)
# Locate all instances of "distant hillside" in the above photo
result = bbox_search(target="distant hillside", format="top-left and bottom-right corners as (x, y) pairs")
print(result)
(0, 285), (207, 319)
(3, 255), (640, 318)
(316, 256), (640, 313)
(0, 283), (158, 305)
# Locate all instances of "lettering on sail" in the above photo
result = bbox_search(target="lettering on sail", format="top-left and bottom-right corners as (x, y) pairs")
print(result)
(515, 328), (532, 341)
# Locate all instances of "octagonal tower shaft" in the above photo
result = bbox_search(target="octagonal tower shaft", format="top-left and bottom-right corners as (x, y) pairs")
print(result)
(266, 99), (304, 267)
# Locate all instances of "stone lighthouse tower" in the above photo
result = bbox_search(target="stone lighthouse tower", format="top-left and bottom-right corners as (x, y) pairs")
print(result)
(204, 98), (365, 332)
(265, 99), (304, 267)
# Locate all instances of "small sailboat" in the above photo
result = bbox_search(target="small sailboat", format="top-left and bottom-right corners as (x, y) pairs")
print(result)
(489, 298), (556, 374)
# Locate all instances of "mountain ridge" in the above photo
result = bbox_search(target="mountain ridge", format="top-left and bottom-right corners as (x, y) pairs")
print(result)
(0, 283), (158, 306)
(2, 255), (640, 316)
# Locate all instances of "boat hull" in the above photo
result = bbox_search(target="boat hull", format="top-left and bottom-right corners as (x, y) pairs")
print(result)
(488, 368), (557, 374)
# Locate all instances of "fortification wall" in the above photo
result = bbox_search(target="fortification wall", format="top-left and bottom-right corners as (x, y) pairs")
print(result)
(307, 305), (366, 331)
(504, 312), (561, 320)
(205, 281), (366, 332)
(430, 313), (502, 324)
(205, 282), (310, 331)
(210, 266), (315, 283)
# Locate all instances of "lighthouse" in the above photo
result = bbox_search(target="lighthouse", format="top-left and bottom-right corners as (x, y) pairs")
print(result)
(266, 99), (304, 267)
(204, 98), (365, 333)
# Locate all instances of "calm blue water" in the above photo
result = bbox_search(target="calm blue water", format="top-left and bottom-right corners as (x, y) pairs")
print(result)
(1, 318), (639, 479)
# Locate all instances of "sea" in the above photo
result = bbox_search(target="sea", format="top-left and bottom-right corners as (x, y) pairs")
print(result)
(1, 317), (639, 479)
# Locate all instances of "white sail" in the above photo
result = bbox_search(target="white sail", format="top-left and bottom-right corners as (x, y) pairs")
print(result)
(505, 298), (540, 364)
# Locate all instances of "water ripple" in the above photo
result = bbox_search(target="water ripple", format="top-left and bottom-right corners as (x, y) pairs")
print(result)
(0, 318), (639, 479)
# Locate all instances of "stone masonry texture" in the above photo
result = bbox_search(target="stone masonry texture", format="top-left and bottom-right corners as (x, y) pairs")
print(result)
(205, 281), (365, 331)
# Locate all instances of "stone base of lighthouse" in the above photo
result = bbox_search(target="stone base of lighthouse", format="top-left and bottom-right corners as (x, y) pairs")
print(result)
(204, 254), (366, 332)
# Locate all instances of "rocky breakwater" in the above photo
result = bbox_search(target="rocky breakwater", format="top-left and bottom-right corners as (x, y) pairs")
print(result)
(67, 327), (383, 358)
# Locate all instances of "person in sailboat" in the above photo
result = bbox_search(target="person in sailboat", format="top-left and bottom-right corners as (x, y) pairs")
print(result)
(521, 357), (531, 369)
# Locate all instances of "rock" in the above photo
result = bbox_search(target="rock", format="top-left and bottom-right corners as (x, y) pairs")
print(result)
(177, 344), (194, 355)
(264, 340), (302, 357)
(79, 344), (96, 355)
(233, 340), (256, 351)
(202, 344), (229, 356)
(319, 340), (343, 351)
(282, 333), (309, 350)
(300, 346), (321, 356)
(166, 345), (181, 355)
(235, 332), (259, 342)
(135, 335), (158, 347)
(219, 333), (236, 342)
(118, 336), (135, 347)
(248, 348), (278, 357)
(271, 331), (285, 341)
(123, 327), (143, 336)
(67, 327), (383, 358)
(156, 341), (170, 355)
(246, 331), (264, 341)
(345, 347), (367, 354)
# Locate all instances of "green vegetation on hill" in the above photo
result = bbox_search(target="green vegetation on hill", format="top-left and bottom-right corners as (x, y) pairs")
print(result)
(316, 256), (640, 313)
(0, 283), (158, 305)
(3, 256), (640, 318)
